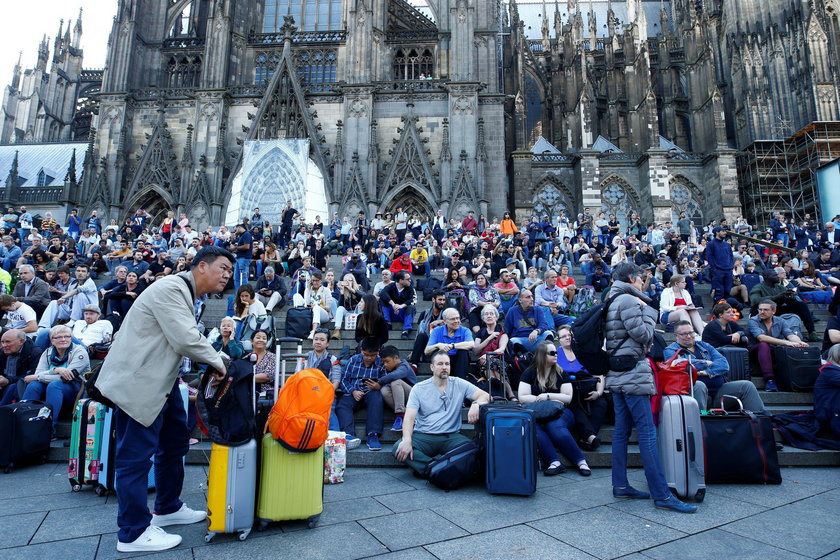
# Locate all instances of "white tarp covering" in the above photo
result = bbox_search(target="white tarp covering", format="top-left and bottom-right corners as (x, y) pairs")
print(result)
(224, 139), (328, 226)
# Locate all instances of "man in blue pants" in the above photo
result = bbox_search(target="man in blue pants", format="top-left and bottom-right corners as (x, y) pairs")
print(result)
(231, 223), (253, 289)
(95, 246), (234, 553)
(705, 226), (734, 302)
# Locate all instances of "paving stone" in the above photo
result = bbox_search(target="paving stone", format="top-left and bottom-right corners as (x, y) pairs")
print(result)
(777, 467), (840, 490)
(722, 500), (840, 558)
(192, 522), (386, 560)
(704, 479), (829, 508)
(643, 529), (809, 560)
(0, 536), (99, 560)
(424, 524), (596, 560)
(430, 489), (583, 533)
(317, 496), (395, 526)
(0, 487), (106, 515)
(528, 505), (685, 560)
(364, 548), (438, 560)
(359, 510), (468, 551)
(0, 511), (47, 549)
(323, 470), (415, 503)
(373, 485), (486, 514)
(608, 492), (767, 534)
(31, 503), (119, 544)
(96, 523), (210, 560)
(0, 465), (72, 499)
(539, 475), (625, 508)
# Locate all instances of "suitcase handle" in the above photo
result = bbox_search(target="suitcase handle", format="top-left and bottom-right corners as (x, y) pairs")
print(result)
(719, 394), (744, 414)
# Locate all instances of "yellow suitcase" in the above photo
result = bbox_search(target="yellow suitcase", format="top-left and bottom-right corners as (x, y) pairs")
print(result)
(205, 440), (257, 542)
(256, 434), (324, 529)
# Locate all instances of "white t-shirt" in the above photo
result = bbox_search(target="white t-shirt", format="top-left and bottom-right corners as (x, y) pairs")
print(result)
(6, 302), (36, 329)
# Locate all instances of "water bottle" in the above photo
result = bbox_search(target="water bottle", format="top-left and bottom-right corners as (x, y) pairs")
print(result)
(180, 357), (192, 375)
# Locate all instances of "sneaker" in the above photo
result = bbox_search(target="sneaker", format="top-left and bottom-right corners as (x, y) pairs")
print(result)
(765, 379), (779, 392)
(150, 504), (207, 527)
(116, 525), (182, 553)
(808, 331), (821, 342)
(367, 433), (382, 451)
(401, 330), (411, 340)
(613, 486), (651, 499)
(345, 436), (361, 450)
(654, 495), (698, 514)
(390, 416), (404, 432)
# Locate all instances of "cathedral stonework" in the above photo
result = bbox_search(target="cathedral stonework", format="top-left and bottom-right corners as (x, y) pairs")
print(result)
(2, 0), (839, 229)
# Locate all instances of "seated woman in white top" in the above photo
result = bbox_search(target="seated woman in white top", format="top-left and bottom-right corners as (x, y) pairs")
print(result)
(659, 274), (705, 334)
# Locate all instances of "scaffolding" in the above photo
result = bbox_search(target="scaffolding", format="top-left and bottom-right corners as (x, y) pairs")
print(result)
(738, 121), (840, 229)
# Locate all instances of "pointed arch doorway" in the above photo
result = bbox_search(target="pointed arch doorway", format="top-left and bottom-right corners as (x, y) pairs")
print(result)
(380, 184), (436, 223)
(126, 187), (174, 231)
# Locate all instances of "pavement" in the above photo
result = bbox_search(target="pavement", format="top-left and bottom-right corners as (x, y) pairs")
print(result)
(2, 464), (839, 560)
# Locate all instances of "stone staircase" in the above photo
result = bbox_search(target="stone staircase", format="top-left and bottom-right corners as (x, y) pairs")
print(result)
(46, 257), (840, 469)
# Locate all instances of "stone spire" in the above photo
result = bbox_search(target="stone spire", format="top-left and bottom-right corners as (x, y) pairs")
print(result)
(37, 35), (49, 71)
(10, 52), (21, 91)
(541, 0), (551, 51)
(72, 8), (83, 49)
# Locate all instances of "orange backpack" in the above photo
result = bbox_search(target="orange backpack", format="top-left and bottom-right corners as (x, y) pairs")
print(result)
(265, 368), (335, 452)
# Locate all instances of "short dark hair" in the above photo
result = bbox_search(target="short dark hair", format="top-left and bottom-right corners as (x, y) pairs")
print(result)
(379, 345), (400, 360)
(313, 327), (331, 341)
(360, 336), (381, 353)
(193, 246), (235, 267)
(250, 329), (271, 341)
(394, 270), (409, 282)
(75, 263), (89, 271)
(712, 302), (732, 317)
(432, 290), (446, 299)
(613, 262), (642, 283)
(673, 320), (693, 332)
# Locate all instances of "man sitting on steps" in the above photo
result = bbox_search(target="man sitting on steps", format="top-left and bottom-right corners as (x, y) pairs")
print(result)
(393, 350), (489, 477)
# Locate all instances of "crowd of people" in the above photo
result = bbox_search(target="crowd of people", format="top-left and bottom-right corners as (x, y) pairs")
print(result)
(1, 200), (839, 546)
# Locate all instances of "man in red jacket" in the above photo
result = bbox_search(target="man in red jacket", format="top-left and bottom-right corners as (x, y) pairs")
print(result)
(389, 251), (414, 275)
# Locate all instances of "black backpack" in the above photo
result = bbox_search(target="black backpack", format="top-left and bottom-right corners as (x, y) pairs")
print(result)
(195, 359), (256, 446)
(570, 295), (620, 376)
(424, 440), (481, 491)
(423, 277), (442, 301)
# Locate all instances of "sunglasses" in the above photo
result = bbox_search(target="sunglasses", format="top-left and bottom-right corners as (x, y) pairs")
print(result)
(546, 351), (558, 356)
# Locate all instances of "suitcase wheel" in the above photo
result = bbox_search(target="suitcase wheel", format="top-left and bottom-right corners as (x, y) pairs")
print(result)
(694, 489), (706, 503)
(257, 519), (269, 531)
(238, 529), (251, 541)
(204, 532), (215, 543)
(307, 515), (320, 529)
(72, 484), (82, 492)
(94, 486), (108, 497)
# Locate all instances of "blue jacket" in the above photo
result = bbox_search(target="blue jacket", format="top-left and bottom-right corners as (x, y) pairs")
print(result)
(814, 363), (840, 438)
(705, 237), (734, 271)
(664, 340), (729, 391)
(504, 303), (550, 339)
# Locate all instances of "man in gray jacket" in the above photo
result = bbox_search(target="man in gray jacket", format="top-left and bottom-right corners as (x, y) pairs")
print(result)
(12, 264), (51, 317)
(605, 263), (697, 514)
(95, 246), (234, 553)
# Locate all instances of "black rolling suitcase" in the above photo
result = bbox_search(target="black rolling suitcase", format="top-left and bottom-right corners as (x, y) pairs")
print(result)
(717, 346), (751, 381)
(771, 346), (821, 391)
(0, 400), (53, 472)
(476, 403), (537, 496)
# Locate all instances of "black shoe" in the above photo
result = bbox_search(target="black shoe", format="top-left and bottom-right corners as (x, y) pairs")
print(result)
(401, 330), (411, 340)
(544, 463), (566, 476)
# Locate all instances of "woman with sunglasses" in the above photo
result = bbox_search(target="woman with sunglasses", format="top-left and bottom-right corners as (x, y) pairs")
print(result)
(518, 341), (591, 476)
(555, 325), (607, 450)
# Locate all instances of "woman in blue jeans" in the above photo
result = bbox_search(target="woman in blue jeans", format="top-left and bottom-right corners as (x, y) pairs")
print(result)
(21, 324), (90, 435)
(518, 341), (591, 476)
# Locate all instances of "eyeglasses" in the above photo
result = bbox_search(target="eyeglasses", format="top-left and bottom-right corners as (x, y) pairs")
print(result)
(675, 332), (695, 338)
(546, 351), (558, 356)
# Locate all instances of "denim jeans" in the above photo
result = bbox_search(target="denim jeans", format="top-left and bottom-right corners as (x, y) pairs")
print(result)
(234, 257), (250, 289)
(509, 331), (553, 353)
(335, 390), (384, 437)
(381, 305), (415, 332)
(611, 392), (670, 499)
(22, 379), (81, 427)
(115, 382), (188, 543)
(538, 305), (575, 328)
(535, 407), (584, 466)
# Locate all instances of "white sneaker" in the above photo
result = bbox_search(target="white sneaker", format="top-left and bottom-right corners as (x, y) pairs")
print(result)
(150, 504), (207, 527)
(116, 525), (182, 553)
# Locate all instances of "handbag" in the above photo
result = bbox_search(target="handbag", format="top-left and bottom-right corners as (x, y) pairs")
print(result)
(702, 397), (781, 484)
(424, 441), (481, 491)
(656, 351), (697, 395)
(569, 376), (599, 411)
(523, 400), (565, 423)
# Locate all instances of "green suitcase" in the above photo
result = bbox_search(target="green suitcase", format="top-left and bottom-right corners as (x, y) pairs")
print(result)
(68, 398), (109, 491)
(256, 434), (324, 529)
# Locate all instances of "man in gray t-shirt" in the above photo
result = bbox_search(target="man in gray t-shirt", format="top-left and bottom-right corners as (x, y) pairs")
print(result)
(393, 351), (489, 476)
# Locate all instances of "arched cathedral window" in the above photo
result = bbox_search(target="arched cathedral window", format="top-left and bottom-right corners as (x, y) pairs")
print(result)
(524, 74), (543, 148)
(393, 48), (434, 80)
(670, 182), (704, 225)
(532, 183), (569, 224)
(263, 0), (343, 32)
(601, 182), (635, 232)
